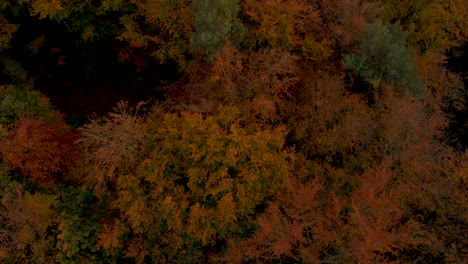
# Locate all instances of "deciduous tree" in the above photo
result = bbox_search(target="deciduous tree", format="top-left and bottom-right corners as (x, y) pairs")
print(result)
(0, 183), (58, 263)
(343, 22), (424, 95)
(0, 114), (77, 187)
(79, 104), (293, 262)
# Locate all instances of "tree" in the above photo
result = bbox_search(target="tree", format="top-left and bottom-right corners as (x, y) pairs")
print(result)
(224, 159), (430, 263)
(241, 0), (328, 60)
(169, 45), (299, 122)
(284, 73), (376, 183)
(240, 0), (379, 63)
(367, 87), (467, 262)
(379, 0), (468, 54)
(118, 0), (194, 65)
(343, 159), (430, 263)
(55, 187), (115, 264)
(0, 183), (58, 263)
(224, 177), (341, 263)
(0, 14), (18, 52)
(78, 104), (293, 262)
(0, 114), (78, 187)
(191, 0), (247, 59)
(0, 85), (56, 128)
(343, 22), (424, 95)
(77, 101), (151, 192)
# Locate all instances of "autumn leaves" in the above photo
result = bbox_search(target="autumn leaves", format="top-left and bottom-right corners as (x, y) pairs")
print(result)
(1, 0), (467, 263)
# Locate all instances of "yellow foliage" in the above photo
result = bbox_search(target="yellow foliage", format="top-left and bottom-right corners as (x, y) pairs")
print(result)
(97, 221), (124, 249)
(381, 0), (468, 54)
(105, 105), (293, 259)
(29, 0), (65, 19)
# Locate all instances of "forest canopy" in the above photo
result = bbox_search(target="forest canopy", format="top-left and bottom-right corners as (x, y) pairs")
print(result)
(0, 0), (467, 263)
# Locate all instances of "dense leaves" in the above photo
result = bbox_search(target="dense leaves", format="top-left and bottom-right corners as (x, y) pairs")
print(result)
(0, 115), (77, 186)
(343, 22), (423, 95)
(0, 0), (467, 263)
(191, 0), (246, 58)
(78, 105), (292, 262)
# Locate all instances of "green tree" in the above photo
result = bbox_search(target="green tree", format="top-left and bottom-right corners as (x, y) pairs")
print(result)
(0, 85), (56, 127)
(0, 14), (18, 52)
(191, 0), (247, 59)
(56, 187), (114, 264)
(343, 22), (424, 95)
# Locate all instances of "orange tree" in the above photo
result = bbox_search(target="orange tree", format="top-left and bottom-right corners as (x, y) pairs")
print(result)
(77, 104), (294, 262)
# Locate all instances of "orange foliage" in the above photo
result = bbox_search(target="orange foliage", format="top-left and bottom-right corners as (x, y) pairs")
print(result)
(224, 177), (341, 263)
(345, 159), (430, 263)
(0, 115), (77, 186)
(380, 0), (468, 54)
(242, 0), (379, 61)
(373, 88), (467, 261)
(286, 73), (375, 161)
(170, 45), (299, 121)
(378, 88), (453, 181)
(77, 101), (151, 192)
(225, 159), (436, 263)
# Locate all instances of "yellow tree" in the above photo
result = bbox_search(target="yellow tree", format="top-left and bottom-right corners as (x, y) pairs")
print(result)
(78, 104), (294, 262)
(379, 0), (468, 54)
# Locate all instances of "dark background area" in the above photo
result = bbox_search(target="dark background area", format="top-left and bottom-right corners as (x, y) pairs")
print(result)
(4, 12), (179, 124)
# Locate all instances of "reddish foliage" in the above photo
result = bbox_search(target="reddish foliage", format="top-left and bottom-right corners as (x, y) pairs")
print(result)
(284, 73), (376, 163)
(0, 115), (78, 186)
(224, 177), (342, 263)
(345, 159), (431, 263)
(169, 45), (299, 121)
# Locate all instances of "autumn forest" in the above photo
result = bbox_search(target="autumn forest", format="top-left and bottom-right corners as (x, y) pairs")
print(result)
(0, 0), (467, 263)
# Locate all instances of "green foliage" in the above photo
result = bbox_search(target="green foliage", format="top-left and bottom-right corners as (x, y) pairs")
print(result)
(0, 161), (12, 189)
(0, 57), (34, 86)
(343, 22), (424, 95)
(26, 0), (127, 41)
(0, 14), (18, 51)
(117, 0), (193, 65)
(56, 188), (113, 264)
(191, 0), (247, 59)
(0, 85), (56, 127)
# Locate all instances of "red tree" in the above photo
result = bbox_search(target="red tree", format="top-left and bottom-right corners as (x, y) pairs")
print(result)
(0, 115), (78, 187)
